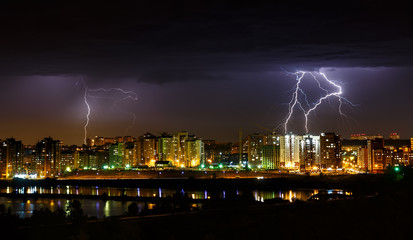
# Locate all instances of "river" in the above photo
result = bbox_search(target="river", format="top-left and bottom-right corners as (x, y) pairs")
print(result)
(0, 186), (351, 218)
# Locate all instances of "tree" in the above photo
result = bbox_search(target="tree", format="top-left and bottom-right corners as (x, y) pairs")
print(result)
(66, 199), (85, 223)
(126, 202), (140, 216)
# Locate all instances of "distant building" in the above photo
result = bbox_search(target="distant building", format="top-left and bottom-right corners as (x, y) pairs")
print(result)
(142, 133), (157, 166)
(247, 133), (267, 168)
(0, 138), (24, 178)
(123, 142), (134, 167)
(203, 140), (216, 164)
(77, 149), (108, 169)
(320, 133), (341, 170)
(279, 133), (302, 169)
(204, 141), (232, 165)
(123, 136), (133, 143)
(60, 150), (76, 171)
(173, 131), (190, 167)
(109, 142), (125, 168)
(158, 135), (174, 163)
(367, 138), (385, 173)
(23, 145), (36, 175)
(221, 153), (248, 167)
(350, 134), (383, 140)
(357, 146), (368, 170)
(262, 145), (280, 169)
(389, 133), (400, 140)
(300, 135), (320, 172)
(184, 139), (204, 167)
(34, 137), (61, 177)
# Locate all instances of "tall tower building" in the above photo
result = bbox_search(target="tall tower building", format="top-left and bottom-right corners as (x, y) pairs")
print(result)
(142, 133), (157, 166)
(367, 138), (385, 173)
(279, 133), (303, 169)
(60, 150), (76, 171)
(158, 134), (174, 163)
(123, 142), (134, 167)
(185, 139), (204, 167)
(109, 142), (125, 168)
(357, 146), (369, 170)
(0, 138), (23, 178)
(247, 133), (267, 168)
(261, 133), (280, 170)
(35, 137), (61, 177)
(173, 132), (189, 167)
(300, 135), (320, 172)
(320, 132), (341, 170)
(262, 145), (280, 169)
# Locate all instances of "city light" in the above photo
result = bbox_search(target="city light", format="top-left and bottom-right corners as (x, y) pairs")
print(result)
(1, 131), (411, 179)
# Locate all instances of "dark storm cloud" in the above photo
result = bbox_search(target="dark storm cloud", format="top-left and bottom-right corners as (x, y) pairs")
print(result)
(0, 0), (412, 83)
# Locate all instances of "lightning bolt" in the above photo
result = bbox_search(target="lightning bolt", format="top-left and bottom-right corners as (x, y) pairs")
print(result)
(83, 85), (91, 145)
(283, 71), (355, 134)
(79, 79), (138, 145)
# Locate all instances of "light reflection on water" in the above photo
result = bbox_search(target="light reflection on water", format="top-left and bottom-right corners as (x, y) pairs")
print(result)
(0, 197), (155, 219)
(0, 186), (351, 219)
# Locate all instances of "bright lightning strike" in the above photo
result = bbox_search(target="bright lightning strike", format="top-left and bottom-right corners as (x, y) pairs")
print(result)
(283, 71), (355, 134)
(80, 79), (138, 145)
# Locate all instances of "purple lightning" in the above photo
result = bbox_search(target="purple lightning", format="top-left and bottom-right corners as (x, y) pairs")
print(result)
(79, 79), (138, 145)
(283, 71), (355, 134)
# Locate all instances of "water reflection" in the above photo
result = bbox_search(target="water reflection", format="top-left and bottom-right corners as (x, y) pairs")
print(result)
(0, 186), (351, 202)
(0, 186), (352, 218)
(0, 197), (156, 219)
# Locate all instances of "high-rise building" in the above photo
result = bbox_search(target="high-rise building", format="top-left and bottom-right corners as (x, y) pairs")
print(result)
(142, 133), (157, 166)
(279, 133), (302, 169)
(123, 142), (134, 167)
(173, 131), (190, 167)
(0, 138), (24, 178)
(203, 141), (232, 165)
(34, 137), (61, 177)
(357, 146), (368, 170)
(133, 139), (143, 166)
(262, 145), (280, 169)
(158, 135), (174, 163)
(203, 140), (216, 165)
(247, 133), (267, 168)
(320, 133), (341, 170)
(23, 145), (36, 175)
(109, 142), (125, 168)
(60, 150), (76, 171)
(300, 135), (320, 172)
(184, 139), (204, 167)
(366, 138), (386, 173)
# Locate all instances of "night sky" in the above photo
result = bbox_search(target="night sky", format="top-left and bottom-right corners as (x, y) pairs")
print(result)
(1, 0), (412, 145)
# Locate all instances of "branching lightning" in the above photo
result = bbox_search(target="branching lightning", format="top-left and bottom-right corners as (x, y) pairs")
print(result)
(283, 71), (355, 134)
(79, 79), (138, 145)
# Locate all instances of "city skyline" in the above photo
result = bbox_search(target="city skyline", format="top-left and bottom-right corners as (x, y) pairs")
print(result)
(1, 1), (413, 145)
(2, 130), (411, 179)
